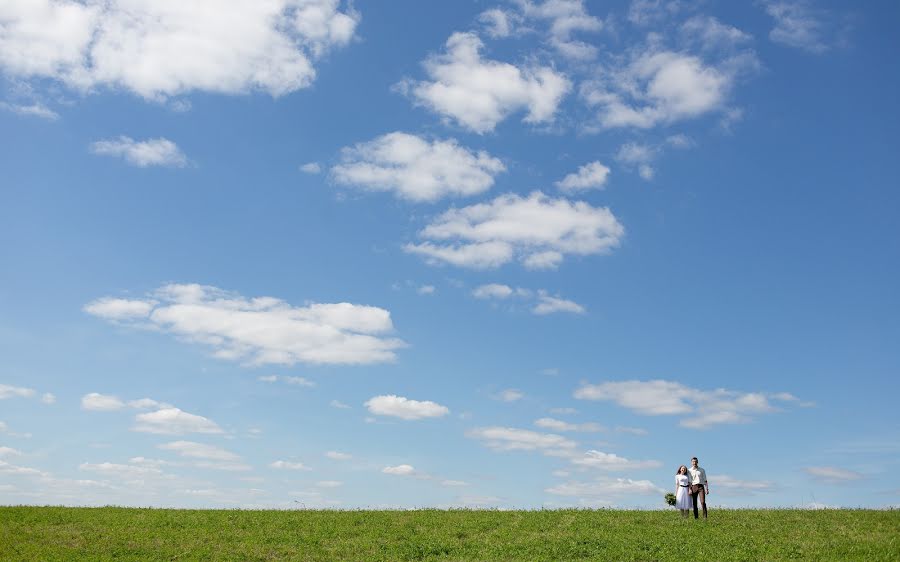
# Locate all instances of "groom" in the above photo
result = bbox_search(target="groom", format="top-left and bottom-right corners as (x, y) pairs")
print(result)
(688, 456), (709, 519)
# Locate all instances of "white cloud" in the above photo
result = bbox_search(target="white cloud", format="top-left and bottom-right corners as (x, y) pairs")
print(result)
(331, 132), (505, 202)
(259, 375), (315, 387)
(0, 459), (46, 476)
(478, 8), (519, 39)
(133, 407), (224, 435)
(416, 285), (436, 295)
(81, 392), (125, 411)
(516, 0), (604, 61)
(85, 283), (405, 366)
(0, 101), (59, 120)
(574, 379), (794, 428)
(616, 142), (656, 165)
(496, 389), (524, 402)
(300, 162), (321, 174)
(763, 1), (830, 54)
(546, 476), (664, 498)
(614, 426), (648, 436)
(270, 460), (312, 471)
(329, 400), (351, 409)
(804, 466), (864, 483)
(79, 462), (161, 478)
(0, 0), (360, 99)
(472, 284), (514, 299)
(626, 0), (686, 27)
(466, 426), (577, 457)
(382, 464), (418, 477)
(715, 475), (776, 495)
(681, 15), (752, 51)
(158, 440), (239, 461)
(571, 450), (662, 471)
(0, 446), (22, 457)
(581, 49), (747, 129)
(400, 32), (571, 133)
(666, 134), (693, 148)
(0, 384), (35, 400)
(405, 191), (624, 270)
(364, 395), (449, 421)
(441, 479), (469, 487)
(325, 451), (351, 461)
(535, 418), (603, 432)
(82, 297), (155, 320)
(40, 393), (56, 405)
(555, 161), (610, 192)
(532, 291), (585, 315)
(90, 136), (187, 168)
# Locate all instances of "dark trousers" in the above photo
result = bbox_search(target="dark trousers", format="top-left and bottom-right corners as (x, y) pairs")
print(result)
(691, 486), (707, 519)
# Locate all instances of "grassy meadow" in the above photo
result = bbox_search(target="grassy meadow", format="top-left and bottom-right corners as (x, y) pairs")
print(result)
(1, 506), (898, 561)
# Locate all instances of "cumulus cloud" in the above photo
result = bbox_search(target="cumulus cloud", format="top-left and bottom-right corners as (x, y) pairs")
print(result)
(90, 136), (187, 167)
(571, 450), (662, 471)
(85, 283), (405, 366)
(763, 1), (830, 54)
(478, 8), (519, 39)
(325, 451), (351, 461)
(555, 161), (610, 192)
(399, 32), (570, 133)
(626, 0), (686, 27)
(516, 0), (604, 60)
(0, 101), (59, 120)
(364, 395), (449, 420)
(0, 446), (22, 457)
(804, 466), (864, 483)
(615, 142), (657, 181)
(158, 440), (239, 461)
(495, 389), (524, 402)
(466, 426), (577, 457)
(270, 460), (312, 471)
(0, 0), (360, 99)
(300, 162), (321, 174)
(382, 464), (418, 476)
(331, 132), (505, 202)
(574, 379), (796, 429)
(534, 418), (603, 432)
(472, 284), (514, 299)
(133, 407), (224, 435)
(681, 15), (752, 51)
(581, 46), (755, 129)
(81, 393), (125, 411)
(546, 476), (664, 499)
(532, 291), (585, 315)
(0, 384), (35, 400)
(405, 191), (624, 270)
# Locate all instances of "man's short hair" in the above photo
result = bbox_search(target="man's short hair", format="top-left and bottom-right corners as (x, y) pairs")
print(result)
(691, 457), (698, 462)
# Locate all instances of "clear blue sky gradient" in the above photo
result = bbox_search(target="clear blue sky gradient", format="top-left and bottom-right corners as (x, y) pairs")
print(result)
(1, 0), (898, 509)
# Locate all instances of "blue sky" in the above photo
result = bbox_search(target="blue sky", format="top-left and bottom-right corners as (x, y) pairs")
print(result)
(1, 0), (898, 509)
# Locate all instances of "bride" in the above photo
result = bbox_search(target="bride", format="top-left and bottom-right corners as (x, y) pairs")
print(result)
(674, 465), (693, 518)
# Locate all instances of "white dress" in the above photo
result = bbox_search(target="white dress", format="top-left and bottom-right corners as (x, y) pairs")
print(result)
(675, 474), (693, 509)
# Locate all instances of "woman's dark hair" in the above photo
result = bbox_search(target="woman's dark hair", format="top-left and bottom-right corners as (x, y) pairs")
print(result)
(676, 464), (688, 474)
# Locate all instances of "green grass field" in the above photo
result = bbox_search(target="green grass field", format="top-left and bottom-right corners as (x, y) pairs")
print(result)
(1, 507), (898, 561)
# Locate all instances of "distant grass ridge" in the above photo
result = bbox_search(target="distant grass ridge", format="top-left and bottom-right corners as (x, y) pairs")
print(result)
(2, 507), (898, 561)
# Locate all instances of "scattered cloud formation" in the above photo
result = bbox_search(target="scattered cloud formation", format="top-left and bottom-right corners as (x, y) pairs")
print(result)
(382, 464), (419, 477)
(90, 136), (187, 167)
(0, 101), (59, 120)
(332, 132), (505, 202)
(715, 475), (776, 495)
(405, 192), (624, 270)
(555, 161), (611, 192)
(270, 460), (312, 471)
(574, 380), (797, 428)
(472, 284), (515, 299)
(0, 384), (36, 400)
(158, 441), (239, 462)
(81, 393), (125, 411)
(329, 400), (351, 409)
(681, 15), (752, 52)
(534, 418), (602, 433)
(85, 283), (405, 366)
(364, 395), (450, 420)
(466, 426), (577, 457)
(571, 450), (662, 471)
(546, 476), (665, 501)
(532, 291), (585, 315)
(804, 466), (864, 483)
(495, 389), (524, 402)
(325, 451), (352, 461)
(616, 142), (657, 180)
(133, 407), (224, 435)
(0, 0), (360, 99)
(399, 32), (570, 133)
(516, 0), (604, 61)
(300, 162), (322, 174)
(763, 1), (830, 54)
(258, 375), (316, 387)
(581, 45), (756, 130)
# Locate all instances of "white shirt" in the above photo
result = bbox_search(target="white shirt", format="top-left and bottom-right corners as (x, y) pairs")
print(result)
(688, 465), (707, 486)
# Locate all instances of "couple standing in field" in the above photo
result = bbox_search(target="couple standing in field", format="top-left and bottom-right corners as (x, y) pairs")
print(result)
(674, 457), (709, 519)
